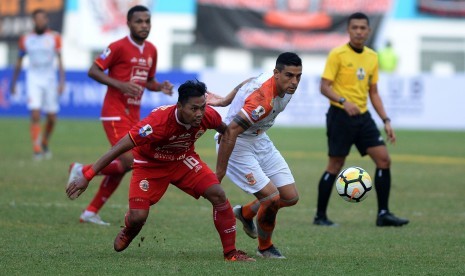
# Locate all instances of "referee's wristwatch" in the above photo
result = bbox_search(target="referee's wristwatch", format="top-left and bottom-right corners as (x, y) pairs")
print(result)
(338, 97), (346, 105)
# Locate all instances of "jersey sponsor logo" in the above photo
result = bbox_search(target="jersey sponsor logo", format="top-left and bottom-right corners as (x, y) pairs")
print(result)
(169, 135), (177, 141)
(130, 66), (149, 84)
(153, 153), (176, 161)
(139, 179), (149, 192)
(127, 98), (141, 105)
(245, 173), (257, 185)
(251, 105), (265, 121)
(100, 48), (111, 60)
(139, 124), (153, 137)
(357, 67), (366, 80)
(138, 58), (147, 65)
(178, 133), (191, 139)
(131, 57), (138, 63)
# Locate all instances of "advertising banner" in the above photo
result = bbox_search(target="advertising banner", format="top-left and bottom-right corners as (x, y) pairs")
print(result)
(0, 69), (196, 119)
(196, 0), (391, 53)
(0, 0), (65, 42)
(2, 68), (464, 130)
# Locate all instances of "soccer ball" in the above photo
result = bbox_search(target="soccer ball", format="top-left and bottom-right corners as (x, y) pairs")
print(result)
(335, 166), (372, 203)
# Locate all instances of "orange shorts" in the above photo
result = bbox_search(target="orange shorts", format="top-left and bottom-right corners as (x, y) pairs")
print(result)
(128, 153), (219, 209)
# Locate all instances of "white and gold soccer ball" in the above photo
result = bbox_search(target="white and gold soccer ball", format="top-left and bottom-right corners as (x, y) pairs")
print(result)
(335, 166), (372, 203)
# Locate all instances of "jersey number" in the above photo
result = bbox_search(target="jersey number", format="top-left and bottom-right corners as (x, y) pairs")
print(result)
(183, 156), (199, 169)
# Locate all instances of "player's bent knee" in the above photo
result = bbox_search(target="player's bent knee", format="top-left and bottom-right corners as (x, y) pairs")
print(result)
(203, 184), (227, 205)
(280, 196), (299, 208)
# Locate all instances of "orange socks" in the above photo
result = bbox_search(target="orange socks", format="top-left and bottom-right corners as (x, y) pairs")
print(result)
(241, 199), (260, 220)
(30, 123), (41, 153)
(256, 192), (280, 250)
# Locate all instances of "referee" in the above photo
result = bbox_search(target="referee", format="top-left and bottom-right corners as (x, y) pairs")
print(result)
(313, 12), (409, 227)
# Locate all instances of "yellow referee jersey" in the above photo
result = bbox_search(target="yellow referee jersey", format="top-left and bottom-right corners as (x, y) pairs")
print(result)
(322, 44), (379, 113)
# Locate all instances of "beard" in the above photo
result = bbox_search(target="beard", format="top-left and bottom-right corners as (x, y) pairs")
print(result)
(34, 26), (47, 34)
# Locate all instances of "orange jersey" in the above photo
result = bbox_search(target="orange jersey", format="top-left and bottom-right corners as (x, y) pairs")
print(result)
(18, 30), (61, 77)
(224, 74), (292, 137)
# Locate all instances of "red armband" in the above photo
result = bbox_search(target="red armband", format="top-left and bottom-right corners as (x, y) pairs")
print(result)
(83, 167), (96, 181)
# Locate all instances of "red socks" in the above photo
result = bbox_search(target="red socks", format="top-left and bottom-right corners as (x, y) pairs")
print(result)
(213, 200), (236, 254)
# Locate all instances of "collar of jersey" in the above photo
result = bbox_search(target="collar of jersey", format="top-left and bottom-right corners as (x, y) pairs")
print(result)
(175, 109), (192, 130)
(127, 35), (145, 54)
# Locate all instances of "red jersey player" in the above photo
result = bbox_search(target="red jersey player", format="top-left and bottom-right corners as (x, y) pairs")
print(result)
(67, 5), (173, 225)
(66, 80), (255, 262)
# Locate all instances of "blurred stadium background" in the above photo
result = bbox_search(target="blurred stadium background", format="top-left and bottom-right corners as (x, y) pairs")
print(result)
(0, 0), (464, 129)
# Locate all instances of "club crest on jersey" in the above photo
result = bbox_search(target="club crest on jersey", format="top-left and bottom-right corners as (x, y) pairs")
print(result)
(356, 67), (366, 80)
(139, 179), (149, 192)
(245, 173), (257, 185)
(139, 124), (153, 137)
(100, 48), (111, 60)
(251, 105), (265, 121)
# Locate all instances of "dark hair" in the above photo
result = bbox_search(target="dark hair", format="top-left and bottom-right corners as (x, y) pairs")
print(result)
(32, 9), (46, 17)
(347, 12), (369, 26)
(177, 80), (207, 105)
(275, 52), (302, 71)
(127, 5), (150, 21)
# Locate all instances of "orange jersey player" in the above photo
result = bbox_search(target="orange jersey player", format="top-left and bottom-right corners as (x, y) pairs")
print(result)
(10, 9), (65, 160)
(210, 52), (303, 259)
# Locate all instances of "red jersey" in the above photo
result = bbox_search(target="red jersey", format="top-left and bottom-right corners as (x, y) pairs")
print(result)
(95, 36), (157, 122)
(128, 105), (222, 164)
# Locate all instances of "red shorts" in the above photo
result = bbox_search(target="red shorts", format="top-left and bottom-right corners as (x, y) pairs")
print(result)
(128, 153), (219, 209)
(102, 118), (137, 146)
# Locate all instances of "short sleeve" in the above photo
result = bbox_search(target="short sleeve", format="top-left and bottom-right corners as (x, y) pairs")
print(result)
(129, 110), (167, 146)
(203, 106), (223, 129)
(94, 42), (119, 71)
(371, 56), (379, 85)
(148, 46), (157, 80)
(54, 33), (62, 52)
(322, 50), (340, 81)
(242, 90), (272, 123)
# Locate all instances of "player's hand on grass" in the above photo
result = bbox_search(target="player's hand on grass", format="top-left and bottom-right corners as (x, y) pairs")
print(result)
(66, 177), (90, 200)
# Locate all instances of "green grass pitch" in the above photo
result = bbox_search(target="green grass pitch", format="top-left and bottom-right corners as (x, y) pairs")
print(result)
(0, 118), (464, 275)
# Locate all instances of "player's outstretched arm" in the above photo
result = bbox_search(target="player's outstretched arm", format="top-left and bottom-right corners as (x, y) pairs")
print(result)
(207, 77), (253, 107)
(66, 134), (135, 199)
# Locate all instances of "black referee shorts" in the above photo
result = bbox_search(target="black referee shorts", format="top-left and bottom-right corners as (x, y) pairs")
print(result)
(326, 105), (385, 157)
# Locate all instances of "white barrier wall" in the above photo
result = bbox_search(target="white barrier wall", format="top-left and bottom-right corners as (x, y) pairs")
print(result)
(201, 71), (465, 130)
